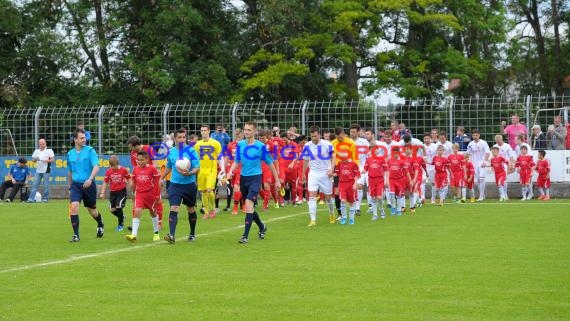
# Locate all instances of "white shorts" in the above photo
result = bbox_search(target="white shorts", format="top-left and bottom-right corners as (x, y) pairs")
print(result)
(475, 161), (487, 179)
(307, 171), (333, 195)
(357, 172), (368, 186)
(426, 165), (435, 183)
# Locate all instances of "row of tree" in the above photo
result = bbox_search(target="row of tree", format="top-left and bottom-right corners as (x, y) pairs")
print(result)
(0, 0), (568, 107)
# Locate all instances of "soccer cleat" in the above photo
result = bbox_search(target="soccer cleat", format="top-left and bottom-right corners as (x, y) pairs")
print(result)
(461, 198), (466, 203)
(340, 217), (347, 225)
(25, 200), (34, 203)
(202, 213), (209, 219)
(307, 220), (317, 227)
(153, 233), (160, 241)
(336, 215), (342, 221)
(199, 207), (205, 214)
(401, 207), (406, 213)
(328, 215), (336, 224)
(209, 210), (216, 219)
(396, 210), (402, 216)
(96, 226), (104, 238)
(238, 236), (248, 244)
(318, 200), (324, 205)
(477, 198), (484, 202)
(69, 235), (80, 243)
(520, 197), (527, 201)
(390, 207), (396, 216)
(223, 207), (230, 211)
(126, 234), (137, 242)
(410, 208), (416, 214)
(232, 204), (239, 215)
(372, 215), (378, 221)
(274, 203), (280, 209)
(188, 235), (196, 242)
(431, 199), (436, 204)
(380, 215), (386, 219)
(470, 197), (475, 203)
(348, 219), (355, 225)
(367, 207), (373, 214)
(116, 225), (124, 232)
(5, 199), (11, 203)
(258, 224), (267, 239)
(164, 234), (175, 244)
(537, 195), (545, 200)
(542, 195), (550, 201)
(355, 210), (361, 216)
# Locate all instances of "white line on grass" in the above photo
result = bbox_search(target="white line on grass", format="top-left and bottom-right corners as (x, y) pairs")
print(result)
(0, 211), (309, 274)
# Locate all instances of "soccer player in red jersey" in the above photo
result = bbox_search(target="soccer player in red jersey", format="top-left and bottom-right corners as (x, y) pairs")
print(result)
(488, 146), (509, 201)
(259, 130), (280, 210)
(464, 153), (476, 202)
(515, 145), (535, 201)
(448, 144), (467, 203)
(127, 136), (164, 229)
(430, 145), (451, 206)
(535, 150), (551, 200)
(281, 132), (298, 206)
(408, 146), (426, 212)
(99, 155), (130, 231)
(362, 150), (388, 220)
(226, 129), (244, 214)
(334, 152), (360, 225)
(126, 151), (161, 242)
(386, 148), (409, 215)
(400, 147), (414, 213)
(272, 133), (286, 206)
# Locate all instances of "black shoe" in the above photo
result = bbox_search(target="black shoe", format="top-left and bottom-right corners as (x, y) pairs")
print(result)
(127, 226), (133, 231)
(356, 210), (361, 216)
(164, 234), (175, 244)
(199, 207), (205, 214)
(223, 207), (230, 211)
(258, 224), (267, 240)
(238, 236), (248, 244)
(96, 226), (104, 238)
(188, 235), (196, 242)
(69, 235), (80, 243)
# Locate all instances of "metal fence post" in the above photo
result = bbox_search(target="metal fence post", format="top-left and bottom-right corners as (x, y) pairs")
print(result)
(448, 96), (454, 137)
(231, 102), (239, 134)
(33, 107), (43, 149)
(525, 95), (531, 142)
(301, 100), (308, 135)
(97, 105), (106, 154)
(162, 104), (171, 136)
(373, 103), (379, 135)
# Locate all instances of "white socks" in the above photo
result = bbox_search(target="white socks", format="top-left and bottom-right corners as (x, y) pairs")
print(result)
(132, 217), (141, 236)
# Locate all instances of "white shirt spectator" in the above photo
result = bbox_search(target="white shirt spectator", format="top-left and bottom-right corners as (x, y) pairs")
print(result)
(32, 147), (55, 173)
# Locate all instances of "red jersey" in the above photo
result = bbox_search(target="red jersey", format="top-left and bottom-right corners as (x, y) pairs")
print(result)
(465, 161), (475, 178)
(411, 156), (425, 180)
(387, 158), (405, 180)
(515, 155), (535, 174)
(364, 157), (387, 179)
(130, 145), (151, 167)
(281, 141), (298, 168)
(401, 155), (414, 177)
(432, 155), (449, 174)
(490, 156), (508, 175)
(448, 153), (465, 173)
(271, 137), (285, 157)
(132, 164), (160, 194)
(103, 166), (130, 191)
(536, 159), (550, 175)
(335, 160), (360, 182)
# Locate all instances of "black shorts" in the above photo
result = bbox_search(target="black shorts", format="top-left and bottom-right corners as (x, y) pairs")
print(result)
(70, 181), (97, 208)
(240, 175), (262, 202)
(109, 189), (127, 209)
(333, 176), (339, 188)
(168, 182), (197, 207)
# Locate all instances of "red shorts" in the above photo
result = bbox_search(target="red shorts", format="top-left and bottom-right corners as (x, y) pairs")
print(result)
(519, 171), (531, 185)
(536, 175), (551, 188)
(494, 172), (506, 186)
(465, 176), (474, 189)
(450, 171), (464, 187)
(285, 168), (297, 183)
(389, 179), (406, 197)
(231, 168), (241, 186)
(134, 191), (158, 211)
(368, 176), (385, 198)
(262, 170), (275, 185)
(435, 172), (448, 189)
(409, 180), (421, 193)
(338, 181), (357, 203)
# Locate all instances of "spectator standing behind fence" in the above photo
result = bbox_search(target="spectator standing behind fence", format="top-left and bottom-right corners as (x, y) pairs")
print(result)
(26, 138), (54, 203)
(530, 125), (547, 150)
(500, 115), (527, 149)
(74, 120), (91, 145)
(211, 124), (231, 149)
(452, 126), (471, 151)
(1, 157), (31, 202)
(547, 116), (567, 150)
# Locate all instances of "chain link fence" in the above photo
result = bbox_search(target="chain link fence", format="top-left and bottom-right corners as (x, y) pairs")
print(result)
(1, 95), (569, 158)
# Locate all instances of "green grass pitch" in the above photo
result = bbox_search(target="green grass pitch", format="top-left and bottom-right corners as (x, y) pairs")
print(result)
(0, 199), (569, 321)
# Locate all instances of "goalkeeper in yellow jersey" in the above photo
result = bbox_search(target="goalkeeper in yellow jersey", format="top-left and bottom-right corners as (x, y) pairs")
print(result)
(194, 125), (224, 219)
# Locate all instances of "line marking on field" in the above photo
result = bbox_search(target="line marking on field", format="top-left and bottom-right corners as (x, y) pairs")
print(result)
(0, 211), (309, 275)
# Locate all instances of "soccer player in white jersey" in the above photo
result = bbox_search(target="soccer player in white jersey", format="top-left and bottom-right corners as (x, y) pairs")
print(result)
(423, 134), (438, 204)
(436, 131), (453, 156)
(466, 129), (490, 201)
(350, 124), (370, 215)
(302, 126), (336, 226)
(493, 134), (516, 197)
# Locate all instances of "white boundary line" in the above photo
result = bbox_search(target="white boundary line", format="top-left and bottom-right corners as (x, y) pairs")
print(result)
(0, 211), (308, 274)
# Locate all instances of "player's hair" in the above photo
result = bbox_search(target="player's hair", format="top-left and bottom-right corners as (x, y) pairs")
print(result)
(464, 153), (471, 159)
(174, 129), (186, 137)
(334, 127), (345, 135)
(323, 129), (331, 134)
(298, 134), (307, 141)
(18, 157), (27, 164)
(471, 129), (480, 134)
(439, 130), (447, 137)
(436, 145), (444, 150)
(188, 134), (197, 141)
(349, 123), (361, 131)
(72, 128), (85, 139)
(538, 150), (546, 157)
(452, 143), (460, 149)
(77, 120), (85, 126)
(245, 121), (257, 128)
(309, 126), (320, 134)
(365, 128), (374, 134)
(456, 126), (465, 132)
(403, 135), (411, 143)
(384, 129), (393, 136)
(491, 146), (499, 151)
(127, 135), (141, 146)
(280, 131), (288, 139)
(109, 155), (119, 166)
(200, 124), (210, 130)
(424, 133), (431, 138)
(520, 145), (528, 150)
(137, 150), (149, 158)
(328, 133), (336, 141)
